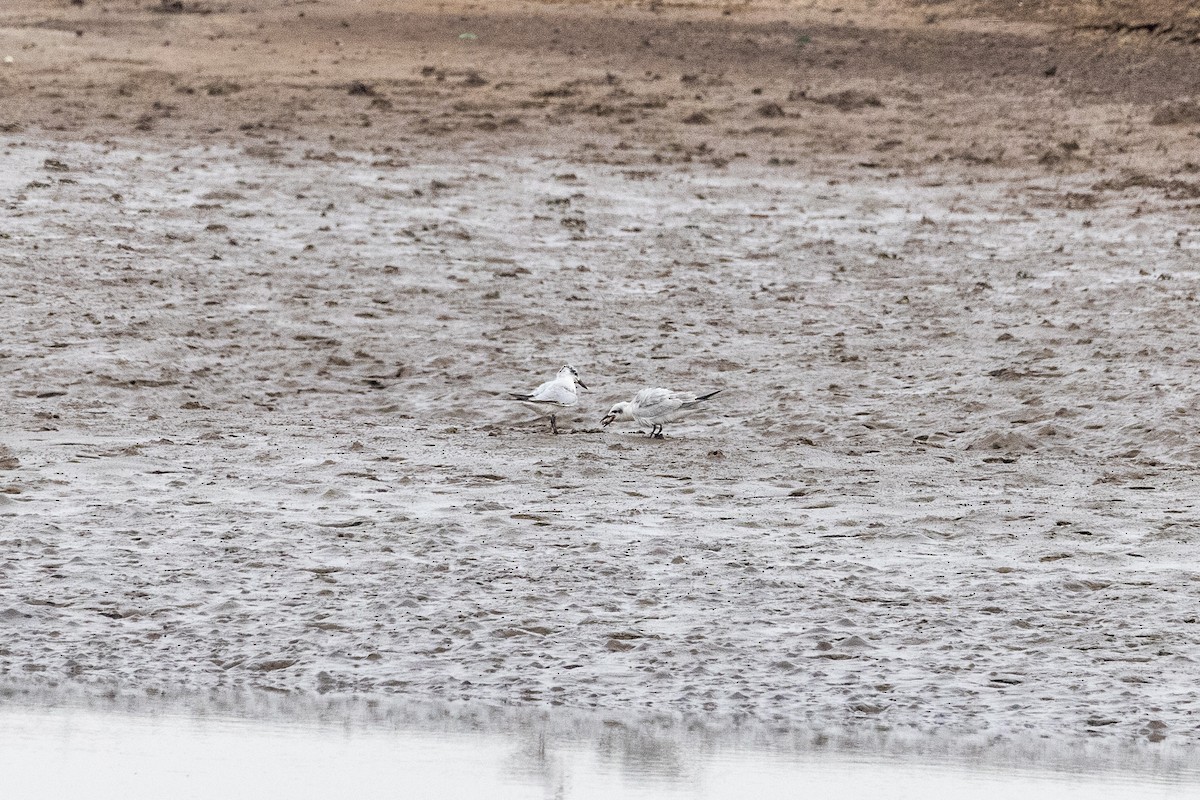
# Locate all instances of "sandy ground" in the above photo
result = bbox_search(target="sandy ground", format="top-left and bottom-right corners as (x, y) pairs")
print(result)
(2, 0), (1200, 758)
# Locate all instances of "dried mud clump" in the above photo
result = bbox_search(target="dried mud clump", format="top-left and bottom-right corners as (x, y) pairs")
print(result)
(153, 0), (214, 13)
(1093, 172), (1200, 199)
(755, 101), (786, 118)
(1150, 100), (1200, 126)
(811, 89), (883, 111)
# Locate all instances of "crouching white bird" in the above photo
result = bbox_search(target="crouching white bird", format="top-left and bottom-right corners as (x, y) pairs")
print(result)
(601, 387), (722, 438)
(509, 365), (588, 434)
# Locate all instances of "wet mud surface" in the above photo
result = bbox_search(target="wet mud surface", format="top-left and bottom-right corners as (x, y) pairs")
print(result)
(2, 0), (1200, 751)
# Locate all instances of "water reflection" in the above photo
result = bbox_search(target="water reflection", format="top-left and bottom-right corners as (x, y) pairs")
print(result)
(596, 722), (688, 782)
(504, 730), (568, 799)
(1, 684), (1198, 800)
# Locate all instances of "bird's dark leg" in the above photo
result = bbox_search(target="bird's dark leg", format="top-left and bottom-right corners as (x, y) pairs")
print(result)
(652, 424), (665, 439)
(550, 414), (558, 435)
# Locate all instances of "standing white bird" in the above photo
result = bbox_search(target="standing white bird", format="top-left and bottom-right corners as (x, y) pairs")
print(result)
(509, 365), (588, 434)
(601, 387), (722, 438)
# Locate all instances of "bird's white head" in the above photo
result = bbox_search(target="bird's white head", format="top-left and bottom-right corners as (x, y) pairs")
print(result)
(601, 401), (634, 427)
(559, 365), (587, 390)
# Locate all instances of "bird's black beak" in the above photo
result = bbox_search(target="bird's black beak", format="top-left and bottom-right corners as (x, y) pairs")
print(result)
(600, 413), (614, 427)
(576, 379), (589, 391)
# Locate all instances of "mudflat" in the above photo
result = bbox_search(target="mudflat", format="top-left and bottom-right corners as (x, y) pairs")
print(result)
(2, 0), (1199, 753)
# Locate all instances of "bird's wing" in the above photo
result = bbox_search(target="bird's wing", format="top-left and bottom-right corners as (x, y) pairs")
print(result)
(529, 380), (577, 405)
(633, 387), (684, 419)
(680, 389), (722, 408)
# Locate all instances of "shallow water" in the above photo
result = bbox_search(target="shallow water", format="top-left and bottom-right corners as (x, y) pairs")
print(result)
(3, 701), (1198, 800)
